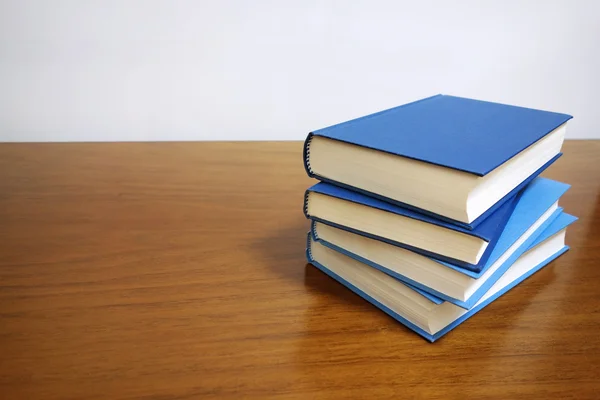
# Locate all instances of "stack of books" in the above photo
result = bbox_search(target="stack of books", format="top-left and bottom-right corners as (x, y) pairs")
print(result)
(302, 94), (576, 342)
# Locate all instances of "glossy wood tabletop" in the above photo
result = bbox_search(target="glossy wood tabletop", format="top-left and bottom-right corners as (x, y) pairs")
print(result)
(0, 141), (599, 399)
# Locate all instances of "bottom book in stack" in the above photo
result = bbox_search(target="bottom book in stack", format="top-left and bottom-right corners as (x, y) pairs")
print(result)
(306, 212), (575, 342)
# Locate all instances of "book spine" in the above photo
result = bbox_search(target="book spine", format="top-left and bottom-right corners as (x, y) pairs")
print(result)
(302, 189), (311, 218)
(310, 220), (319, 241)
(305, 233), (314, 262)
(302, 132), (315, 177)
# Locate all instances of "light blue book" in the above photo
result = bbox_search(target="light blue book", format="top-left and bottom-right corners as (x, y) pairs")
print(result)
(311, 177), (569, 309)
(306, 213), (576, 342)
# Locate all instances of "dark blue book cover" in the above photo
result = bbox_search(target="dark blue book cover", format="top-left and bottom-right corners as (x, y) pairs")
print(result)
(306, 94), (571, 176)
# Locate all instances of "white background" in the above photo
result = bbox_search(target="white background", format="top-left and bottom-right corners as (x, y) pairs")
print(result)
(1, 0), (598, 142)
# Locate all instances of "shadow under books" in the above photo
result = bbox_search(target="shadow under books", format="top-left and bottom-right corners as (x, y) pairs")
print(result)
(249, 218), (311, 282)
(250, 216), (376, 310)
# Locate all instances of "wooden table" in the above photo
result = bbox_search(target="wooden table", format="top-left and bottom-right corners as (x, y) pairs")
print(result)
(1, 141), (599, 399)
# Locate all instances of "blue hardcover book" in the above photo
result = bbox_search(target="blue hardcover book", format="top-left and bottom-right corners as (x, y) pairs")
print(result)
(304, 180), (521, 270)
(311, 177), (570, 308)
(306, 212), (576, 342)
(304, 94), (571, 228)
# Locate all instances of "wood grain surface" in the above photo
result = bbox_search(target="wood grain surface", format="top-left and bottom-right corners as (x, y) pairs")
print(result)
(0, 141), (599, 399)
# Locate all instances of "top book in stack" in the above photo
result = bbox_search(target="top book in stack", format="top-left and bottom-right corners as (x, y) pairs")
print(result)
(303, 94), (571, 229)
